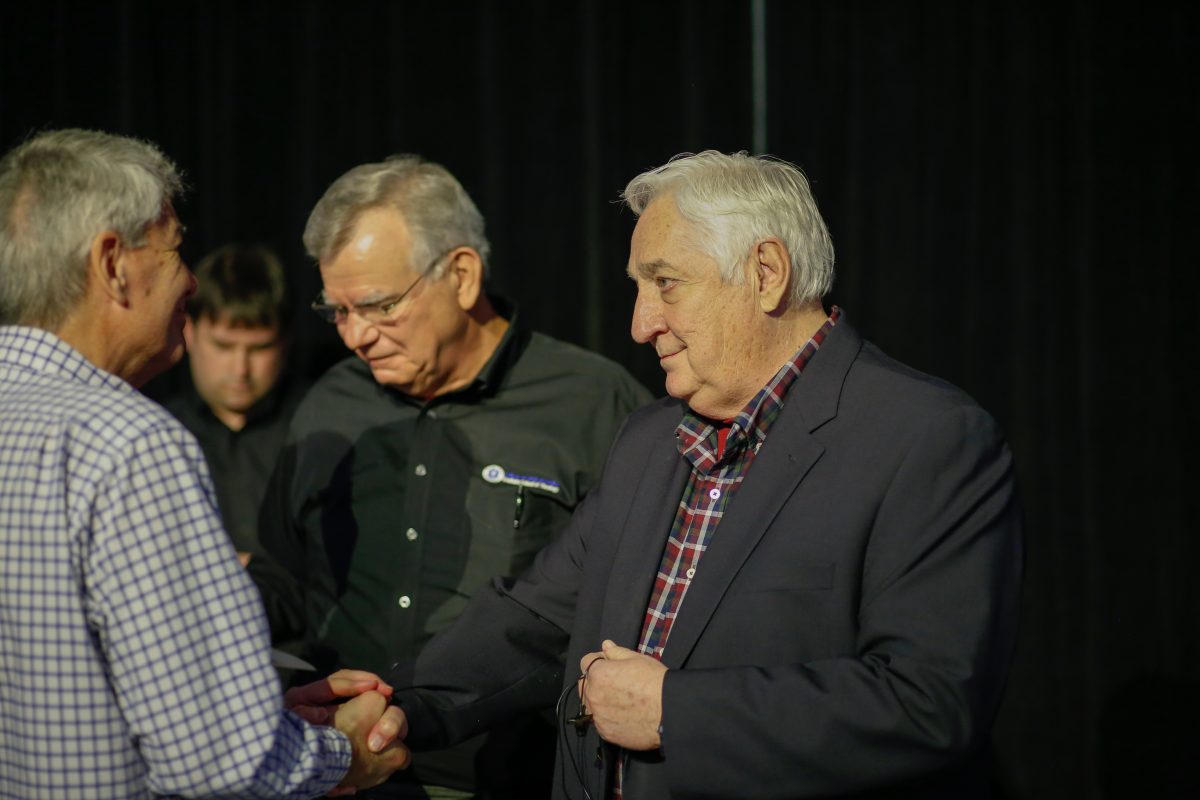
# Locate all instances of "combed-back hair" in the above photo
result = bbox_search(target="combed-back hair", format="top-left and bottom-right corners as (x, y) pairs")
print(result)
(188, 244), (293, 333)
(0, 128), (183, 328)
(622, 150), (834, 305)
(303, 155), (489, 278)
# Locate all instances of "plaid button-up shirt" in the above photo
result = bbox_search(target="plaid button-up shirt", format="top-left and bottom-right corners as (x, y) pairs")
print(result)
(615, 308), (839, 797)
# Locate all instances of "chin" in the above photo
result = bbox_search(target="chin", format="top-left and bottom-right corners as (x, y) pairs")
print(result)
(369, 366), (418, 392)
(664, 375), (698, 403)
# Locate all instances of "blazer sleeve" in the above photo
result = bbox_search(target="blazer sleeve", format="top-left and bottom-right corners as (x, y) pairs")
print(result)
(388, 462), (600, 750)
(658, 404), (1023, 798)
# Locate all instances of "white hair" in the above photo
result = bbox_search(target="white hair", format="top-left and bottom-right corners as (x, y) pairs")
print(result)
(622, 150), (834, 305)
(303, 155), (490, 278)
(0, 128), (182, 328)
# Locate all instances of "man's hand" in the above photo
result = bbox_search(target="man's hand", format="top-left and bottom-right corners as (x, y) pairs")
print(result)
(285, 669), (394, 726)
(580, 639), (667, 750)
(332, 691), (410, 791)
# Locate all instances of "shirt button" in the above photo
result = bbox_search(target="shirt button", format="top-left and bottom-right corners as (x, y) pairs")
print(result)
(414, 464), (428, 477)
(427, 409), (438, 420)
(685, 567), (696, 579)
(398, 595), (412, 609)
(708, 488), (721, 500)
(405, 528), (418, 541)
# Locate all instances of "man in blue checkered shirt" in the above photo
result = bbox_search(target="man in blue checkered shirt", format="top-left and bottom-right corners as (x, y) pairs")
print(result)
(0, 129), (410, 798)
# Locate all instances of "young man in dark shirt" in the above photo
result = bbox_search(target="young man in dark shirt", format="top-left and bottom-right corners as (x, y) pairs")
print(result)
(163, 244), (304, 572)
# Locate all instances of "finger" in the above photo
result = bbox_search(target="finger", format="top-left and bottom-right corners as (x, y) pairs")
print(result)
(367, 704), (408, 753)
(326, 786), (358, 796)
(286, 676), (382, 709)
(579, 650), (604, 674)
(290, 704), (333, 726)
(327, 669), (393, 691)
(378, 739), (412, 771)
(327, 670), (394, 699)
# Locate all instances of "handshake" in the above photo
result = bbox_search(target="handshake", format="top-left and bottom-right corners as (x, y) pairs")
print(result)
(284, 669), (411, 795)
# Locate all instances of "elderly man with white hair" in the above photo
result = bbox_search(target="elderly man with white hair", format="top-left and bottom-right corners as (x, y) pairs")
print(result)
(0, 129), (408, 798)
(364, 150), (1024, 799)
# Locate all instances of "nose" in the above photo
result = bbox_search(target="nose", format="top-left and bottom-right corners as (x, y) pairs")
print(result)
(233, 347), (251, 378)
(338, 312), (379, 353)
(630, 284), (667, 344)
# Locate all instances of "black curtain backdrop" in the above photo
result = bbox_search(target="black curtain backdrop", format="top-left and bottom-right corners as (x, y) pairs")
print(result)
(2, 1), (1196, 797)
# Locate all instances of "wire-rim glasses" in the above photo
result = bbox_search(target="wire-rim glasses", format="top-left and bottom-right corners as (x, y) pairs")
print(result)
(310, 248), (455, 325)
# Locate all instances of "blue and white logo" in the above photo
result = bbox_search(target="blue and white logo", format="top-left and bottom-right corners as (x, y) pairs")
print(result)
(480, 464), (561, 495)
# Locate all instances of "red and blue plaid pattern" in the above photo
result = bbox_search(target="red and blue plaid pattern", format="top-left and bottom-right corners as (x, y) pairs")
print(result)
(614, 308), (839, 797)
(636, 308), (839, 659)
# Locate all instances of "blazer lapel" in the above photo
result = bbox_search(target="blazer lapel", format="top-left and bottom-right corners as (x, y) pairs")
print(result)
(657, 406), (823, 669)
(599, 414), (690, 648)
(659, 318), (864, 669)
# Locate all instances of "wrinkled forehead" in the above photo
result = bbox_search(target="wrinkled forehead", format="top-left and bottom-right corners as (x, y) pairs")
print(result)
(628, 198), (716, 275)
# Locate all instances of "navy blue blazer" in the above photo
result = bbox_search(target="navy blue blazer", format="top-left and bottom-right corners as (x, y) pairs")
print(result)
(393, 316), (1023, 799)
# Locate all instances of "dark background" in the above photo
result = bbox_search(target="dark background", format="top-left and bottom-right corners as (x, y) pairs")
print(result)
(2, 1), (1196, 796)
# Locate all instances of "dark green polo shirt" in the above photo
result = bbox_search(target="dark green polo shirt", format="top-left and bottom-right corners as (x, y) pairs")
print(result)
(257, 304), (651, 795)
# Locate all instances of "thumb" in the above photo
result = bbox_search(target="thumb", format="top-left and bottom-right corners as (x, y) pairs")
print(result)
(601, 639), (637, 659)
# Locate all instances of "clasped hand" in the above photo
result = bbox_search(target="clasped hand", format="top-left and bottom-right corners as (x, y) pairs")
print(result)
(579, 639), (667, 751)
(285, 669), (411, 795)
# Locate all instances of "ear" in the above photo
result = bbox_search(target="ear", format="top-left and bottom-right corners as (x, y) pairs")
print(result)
(182, 316), (195, 350)
(447, 247), (485, 312)
(88, 230), (129, 306)
(751, 238), (791, 314)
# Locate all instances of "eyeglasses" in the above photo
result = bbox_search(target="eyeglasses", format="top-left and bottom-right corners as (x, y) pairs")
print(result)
(310, 248), (453, 325)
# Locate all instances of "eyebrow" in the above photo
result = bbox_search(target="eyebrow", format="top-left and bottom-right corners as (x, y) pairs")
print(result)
(353, 290), (403, 307)
(628, 258), (673, 280)
(316, 289), (401, 308)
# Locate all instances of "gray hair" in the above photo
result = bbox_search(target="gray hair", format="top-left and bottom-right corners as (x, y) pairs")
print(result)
(303, 155), (490, 279)
(622, 150), (835, 306)
(0, 128), (183, 328)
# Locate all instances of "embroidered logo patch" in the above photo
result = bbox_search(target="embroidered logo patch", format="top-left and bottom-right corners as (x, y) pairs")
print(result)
(480, 464), (561, 495)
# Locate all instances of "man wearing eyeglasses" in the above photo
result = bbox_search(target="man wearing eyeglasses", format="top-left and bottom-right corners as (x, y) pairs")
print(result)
(256, 155), (651, 799)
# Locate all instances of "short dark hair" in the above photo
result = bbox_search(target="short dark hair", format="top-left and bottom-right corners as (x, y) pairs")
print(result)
(187, 244), (292, 332)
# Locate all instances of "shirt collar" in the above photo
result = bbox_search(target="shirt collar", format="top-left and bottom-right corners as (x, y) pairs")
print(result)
(0, 325), (133, 395)
(453, 294), (527, 397)
(676, 306), (841, 471)
(393, 294), (526, 407)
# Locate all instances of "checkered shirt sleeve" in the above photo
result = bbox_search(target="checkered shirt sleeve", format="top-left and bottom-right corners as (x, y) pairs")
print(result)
(0, 326), (350, 799)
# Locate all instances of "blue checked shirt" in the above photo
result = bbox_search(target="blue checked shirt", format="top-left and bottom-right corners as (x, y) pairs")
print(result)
(0, 327), (350, 799)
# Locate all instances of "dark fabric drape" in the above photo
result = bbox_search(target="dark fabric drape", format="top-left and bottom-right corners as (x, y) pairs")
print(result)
(2, 2), (1196, 796)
